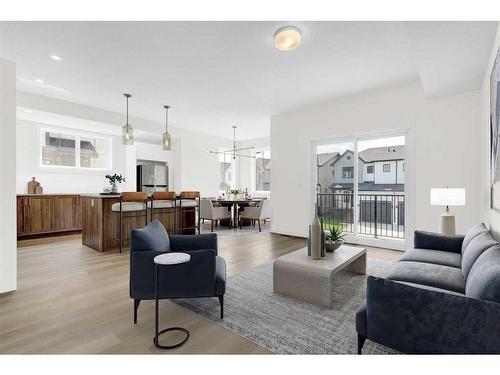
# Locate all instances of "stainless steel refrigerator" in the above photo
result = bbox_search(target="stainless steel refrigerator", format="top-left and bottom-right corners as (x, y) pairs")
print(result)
(136, 160), (168, 194)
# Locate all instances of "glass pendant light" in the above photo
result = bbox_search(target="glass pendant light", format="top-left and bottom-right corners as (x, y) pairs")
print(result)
(162, 105), (172, 151)
(122, 93), (134, 145)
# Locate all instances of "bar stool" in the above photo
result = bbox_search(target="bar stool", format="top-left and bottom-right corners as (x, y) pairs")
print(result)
(112, 192), (148, 253)
(148, 192), (177, 233)
(177, 191), (200, 234)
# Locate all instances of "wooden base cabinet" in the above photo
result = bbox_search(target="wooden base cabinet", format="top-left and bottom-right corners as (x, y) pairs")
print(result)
(17, 195), (82, 238)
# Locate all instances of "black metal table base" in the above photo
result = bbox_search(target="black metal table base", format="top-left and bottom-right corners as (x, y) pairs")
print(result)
(154, 327), (190, 350)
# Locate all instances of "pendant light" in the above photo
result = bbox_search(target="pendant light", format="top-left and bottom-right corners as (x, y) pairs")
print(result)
(162, 105), (172, 151)
(122, 93), (134, 145)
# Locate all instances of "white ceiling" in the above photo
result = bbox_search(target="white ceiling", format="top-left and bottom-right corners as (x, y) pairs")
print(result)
(0, 21), (497, 139)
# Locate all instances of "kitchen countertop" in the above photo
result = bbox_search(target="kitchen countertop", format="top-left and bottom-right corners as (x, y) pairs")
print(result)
(80, 193), (122, 198)
(17, 193), (86, 197)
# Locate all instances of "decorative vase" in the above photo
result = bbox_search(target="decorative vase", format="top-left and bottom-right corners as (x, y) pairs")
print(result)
(111, 184), (118, 193)
(307, 225), (311, 256)
(311, 205), (321, 260)
(326, 241), (343, 253)
(320, 217), (326, 257)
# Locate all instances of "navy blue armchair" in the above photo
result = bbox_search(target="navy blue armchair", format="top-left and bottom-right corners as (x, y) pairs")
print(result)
(129, 220), (226, 324)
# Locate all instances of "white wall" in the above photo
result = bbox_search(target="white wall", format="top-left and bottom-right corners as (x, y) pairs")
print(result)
(482, 24), (500, 238)
(15, 94), (233, 197)
(271, 82), (482, 242)
(16, 120), (128, 193)
(0, 58), (17, 293)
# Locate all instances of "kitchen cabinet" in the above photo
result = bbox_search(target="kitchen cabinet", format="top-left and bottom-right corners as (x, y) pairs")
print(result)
(17, 194), (82, 238)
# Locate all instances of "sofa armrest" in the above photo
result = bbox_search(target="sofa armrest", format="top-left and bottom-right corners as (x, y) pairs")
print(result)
(365, 276), (500, 353)
(169, 233), (218, 255)
(413, 230), (464, 253)
(130, 249), (217, 299)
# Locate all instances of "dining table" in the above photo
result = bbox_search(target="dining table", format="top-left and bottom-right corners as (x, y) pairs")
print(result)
(210, 198), (264, 228)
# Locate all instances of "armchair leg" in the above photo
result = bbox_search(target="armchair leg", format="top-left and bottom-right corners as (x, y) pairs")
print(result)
(211, 220), (214, 232)
(218, 295), (224, 319)
(258, 219), (261, 232)
(134, 299), (141, 324)
(357, 333), (366, 354)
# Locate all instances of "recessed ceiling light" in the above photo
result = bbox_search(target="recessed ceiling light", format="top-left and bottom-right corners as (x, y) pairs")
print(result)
(51, 55), (61, 61)
(274, 26), (302, 52)
(35, 78), (45, 84)
(90, 121), (96, 125)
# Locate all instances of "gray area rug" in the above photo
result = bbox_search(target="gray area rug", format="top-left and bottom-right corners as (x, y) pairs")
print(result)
(176, 257), (398, 354)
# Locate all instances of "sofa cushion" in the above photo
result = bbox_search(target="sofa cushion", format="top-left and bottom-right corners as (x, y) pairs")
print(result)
(465, 246), (500, 303)
(130, 220), (170, 252)
(400, 248), (462, 268)
(215, 256), (226, 296)
(461, 231), (498, 279)
(386, 261), (465, 293)
(413, 230), (464, 253)
(461, 223), (488, 253)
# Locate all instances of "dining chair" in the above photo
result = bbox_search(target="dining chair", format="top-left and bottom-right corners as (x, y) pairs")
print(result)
(200, 198), (232, 232)
(112, 192), (148, 252)
(239, 199), (271, 232)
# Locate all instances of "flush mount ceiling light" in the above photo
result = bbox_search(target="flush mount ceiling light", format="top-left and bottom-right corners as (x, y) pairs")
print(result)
(50, 55), (61, 61)
(122, 93), (134, 145)
(274, 26), (302, 51)
(162, 105), (172, 151)
(35, 78), (44, 83)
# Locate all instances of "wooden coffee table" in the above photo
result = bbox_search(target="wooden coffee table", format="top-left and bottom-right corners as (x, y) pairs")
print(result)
(273, 245), (366, 307)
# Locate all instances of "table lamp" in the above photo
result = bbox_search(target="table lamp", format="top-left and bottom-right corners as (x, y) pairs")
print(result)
(430, 188), (466, 235)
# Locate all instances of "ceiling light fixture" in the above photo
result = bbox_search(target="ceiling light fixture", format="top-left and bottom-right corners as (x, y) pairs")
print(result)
(35, 78), (44, 83)
(50, 55), (61, 61)
(208, 126), (255, 160)
(162, 105), (172, 151)
(274, 26), (302, 51)
(122, 93), (134, 145)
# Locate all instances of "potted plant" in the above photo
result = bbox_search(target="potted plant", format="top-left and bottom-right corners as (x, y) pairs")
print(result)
(105, 174), (126, 193)
(324, 223), (346, 252)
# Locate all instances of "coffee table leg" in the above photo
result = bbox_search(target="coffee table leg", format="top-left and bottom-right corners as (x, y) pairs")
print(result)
(344, 253), (366, 275)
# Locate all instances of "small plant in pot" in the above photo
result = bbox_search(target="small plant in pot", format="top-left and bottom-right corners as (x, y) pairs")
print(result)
(324, 223), (346, 252)
(105, 174), (126, 193)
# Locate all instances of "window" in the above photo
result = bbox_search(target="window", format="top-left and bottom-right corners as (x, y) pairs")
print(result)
(219, 151), (234, 191)
(383, 163), (391, 173)
(255, 150), (271, 191)
(42, 132), (76, 167)
(366, 165), (374, 174)
(342, 166), (353, 178)
(80, 137), (111, 169)
(41, 130), (111, 170)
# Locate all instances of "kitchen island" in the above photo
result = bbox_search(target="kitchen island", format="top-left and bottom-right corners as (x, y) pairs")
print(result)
(81, 194), (196, 252)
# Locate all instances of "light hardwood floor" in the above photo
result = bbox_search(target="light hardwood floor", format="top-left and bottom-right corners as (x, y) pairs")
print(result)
(1, 233), (401, 354)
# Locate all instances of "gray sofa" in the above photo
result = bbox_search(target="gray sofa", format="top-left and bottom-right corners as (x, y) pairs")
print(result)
(356, 223), (500, 354)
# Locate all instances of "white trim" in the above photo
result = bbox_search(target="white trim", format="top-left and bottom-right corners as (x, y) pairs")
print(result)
(40, 127), (113, 171)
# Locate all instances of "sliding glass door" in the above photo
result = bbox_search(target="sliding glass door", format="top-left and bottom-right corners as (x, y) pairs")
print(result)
(314, 133), (406, 249)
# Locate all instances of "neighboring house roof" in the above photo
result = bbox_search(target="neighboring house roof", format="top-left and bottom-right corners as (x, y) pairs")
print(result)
(328, 182), (405, 192)
(358, 145), (404, 162)
(317, 152), (340, 167)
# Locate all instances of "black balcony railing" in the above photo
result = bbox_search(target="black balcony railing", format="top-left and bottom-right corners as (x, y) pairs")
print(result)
(317, 193), (405, 239)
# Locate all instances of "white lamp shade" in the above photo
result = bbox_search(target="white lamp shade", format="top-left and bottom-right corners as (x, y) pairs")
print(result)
(430, 188), (465, 207)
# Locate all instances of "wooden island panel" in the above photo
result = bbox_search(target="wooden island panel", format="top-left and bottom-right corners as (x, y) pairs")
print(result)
(81, 195), (194, 252)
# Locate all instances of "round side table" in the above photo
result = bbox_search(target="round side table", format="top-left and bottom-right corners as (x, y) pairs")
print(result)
(153, 252), (191, 350)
